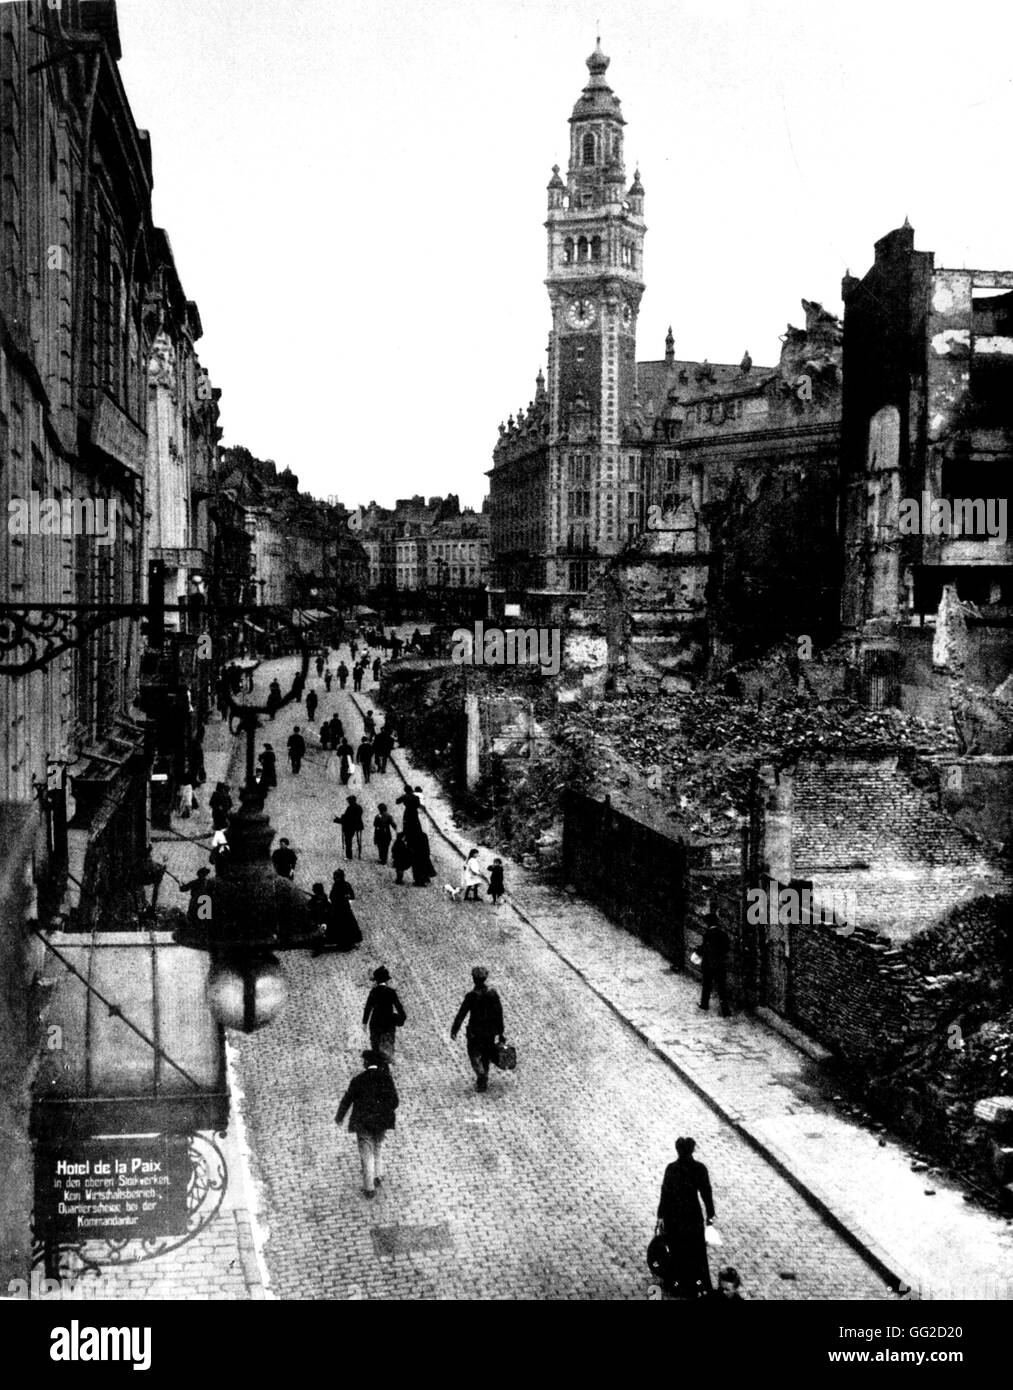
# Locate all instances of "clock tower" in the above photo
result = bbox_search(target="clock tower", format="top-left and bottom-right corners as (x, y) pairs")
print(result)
(544, 39), (646, 594)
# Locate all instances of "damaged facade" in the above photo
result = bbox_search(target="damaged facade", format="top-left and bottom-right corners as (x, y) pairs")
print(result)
(840, 220), (1013, 719)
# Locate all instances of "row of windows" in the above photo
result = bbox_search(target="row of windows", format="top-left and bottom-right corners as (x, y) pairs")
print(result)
(561, 236), (638, 269)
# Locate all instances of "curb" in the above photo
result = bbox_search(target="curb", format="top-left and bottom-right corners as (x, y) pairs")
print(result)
(351, 690), (918, 1298)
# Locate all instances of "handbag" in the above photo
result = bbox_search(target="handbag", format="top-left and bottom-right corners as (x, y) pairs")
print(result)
(647, 1227), (671, 1278)
(493, 1039), (517, 1071)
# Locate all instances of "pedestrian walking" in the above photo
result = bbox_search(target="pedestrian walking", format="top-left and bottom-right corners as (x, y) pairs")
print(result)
(135, 844), (167, 915)
(337, 660), (349, 690)
(258, 745), (277, 790)
(450, 966), (505, 1093)
(316, 655), (325, 678)
(179, 866), (211, 926)
(334, 1050), (399, 1199)
(699, 910), (731, 1016)
(396, 786), (422, 842)
(188, 731), (207, 787)
(391, 832), (412, 885)
(267, 679), (282, 719)
(324, 668), (333, 692)
(209, 825), (230, 869)
(271, 837), (297, 879)
(373, 804), (396, 864)
(350, 640), (358, 661)
(352, 663), (363, 693)
(356, 737), (374, 784)
(324, 869), (362, 950)
(363, 710), (376, 738)
(373, 725), (392, 773)
(410, 828), (435, 886)
(336, 796), (364, 859)
(336, 737), (354, 785)
(306, 689), (318, 722)
(372, 656), (381, 683)
(487, 857), (505, 905)
(461, 849), (483, 901)
(209, 782), (233, 829)
(362, 966), (407, 1061)
(287, 727), (306, 774)
(656, 1136), (716, 1299)
(175, 779), (197, 819)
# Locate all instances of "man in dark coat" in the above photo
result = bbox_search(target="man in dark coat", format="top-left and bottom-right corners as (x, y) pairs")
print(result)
(699, 910), (731, 1016)
(656, 1136), (716, 1299)
(372, 655), (382, 683)
(337, 660), (349, 689)
(352, 661), (364, 693)
(362, 966), (406, 1061)
(209, 782), (233, 830)
(287, 727), (306, 775)
(373, 726), (393, 773)
(334, 1050), (399, 1198)
(271, 837), (297, 879)
(305, 689), (318, 722)
(336, 797), (364, 859)
(266, 679), (282, 719)
(450, 966), (505, 1093)
(356, 737), (374, 784)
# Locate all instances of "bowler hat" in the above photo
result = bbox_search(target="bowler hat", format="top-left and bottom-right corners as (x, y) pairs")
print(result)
(373, 966), (391, 983)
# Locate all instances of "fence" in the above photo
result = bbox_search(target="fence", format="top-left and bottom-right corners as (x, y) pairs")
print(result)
(562, 789), (687, 966)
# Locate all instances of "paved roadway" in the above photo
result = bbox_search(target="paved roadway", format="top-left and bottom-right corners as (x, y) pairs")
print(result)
(232, 649), (892, 1301)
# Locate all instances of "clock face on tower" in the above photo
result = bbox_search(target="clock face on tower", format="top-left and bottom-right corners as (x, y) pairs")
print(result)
(567, 297), (597, 330)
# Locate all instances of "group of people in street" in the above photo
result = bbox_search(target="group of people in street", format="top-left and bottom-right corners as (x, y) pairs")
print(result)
(335, 962), (510, 1197)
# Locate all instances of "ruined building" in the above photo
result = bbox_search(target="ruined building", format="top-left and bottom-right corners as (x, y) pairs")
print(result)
(840, 221), (1013, 719)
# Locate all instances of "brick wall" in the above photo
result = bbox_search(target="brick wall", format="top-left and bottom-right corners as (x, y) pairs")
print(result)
(790, 919), (949, 1064)
(789, 756), (1009, 940)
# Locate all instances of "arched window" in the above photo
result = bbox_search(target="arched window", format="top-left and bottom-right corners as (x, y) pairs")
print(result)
(563, 238), (574, 265)
(590, 236), (602, 263)
(577, 237), (589, 263)
(582, 132), (596, 166)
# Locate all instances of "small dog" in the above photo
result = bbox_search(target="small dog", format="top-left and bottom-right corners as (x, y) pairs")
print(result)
(443, 884), (462, 901)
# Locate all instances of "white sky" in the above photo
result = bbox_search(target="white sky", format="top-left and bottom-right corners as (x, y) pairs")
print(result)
(113, 0), (1013, 509)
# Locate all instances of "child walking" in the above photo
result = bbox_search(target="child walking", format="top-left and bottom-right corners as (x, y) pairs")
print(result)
(487, 857), (505, 906)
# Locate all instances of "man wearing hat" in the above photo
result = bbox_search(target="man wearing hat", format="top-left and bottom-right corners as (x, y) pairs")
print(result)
(334, 1050), (400, 1198)
(362, 966), (407, 1060)
(699, 909), (731, 1016)
(450, 966), (505, 1093)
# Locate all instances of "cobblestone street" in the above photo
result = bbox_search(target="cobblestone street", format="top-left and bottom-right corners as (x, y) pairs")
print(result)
(233, 651), (893, 1301)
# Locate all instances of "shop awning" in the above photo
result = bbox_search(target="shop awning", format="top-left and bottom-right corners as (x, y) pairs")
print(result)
(32, 931), (228, 1141)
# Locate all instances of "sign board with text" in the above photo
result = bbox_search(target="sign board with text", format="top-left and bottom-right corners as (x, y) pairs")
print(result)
(34, 1135), (190, 1241)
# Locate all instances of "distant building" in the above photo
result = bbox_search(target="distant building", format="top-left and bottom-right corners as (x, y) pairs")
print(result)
(360, 494), (488, 598)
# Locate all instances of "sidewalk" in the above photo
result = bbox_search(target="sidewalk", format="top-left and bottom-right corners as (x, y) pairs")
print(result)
(351, 687), (1013, 1302)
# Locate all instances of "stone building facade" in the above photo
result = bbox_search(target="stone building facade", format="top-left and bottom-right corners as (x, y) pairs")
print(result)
(0, 0), (157, 1286)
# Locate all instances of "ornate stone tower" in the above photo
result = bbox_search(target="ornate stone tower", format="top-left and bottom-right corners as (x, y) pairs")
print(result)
(544, 39), (646, 598)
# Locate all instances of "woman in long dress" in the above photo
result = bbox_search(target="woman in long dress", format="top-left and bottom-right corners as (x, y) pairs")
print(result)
(656, 1136), (716, 1298)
